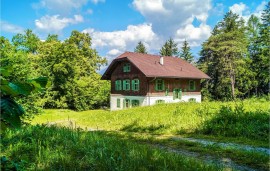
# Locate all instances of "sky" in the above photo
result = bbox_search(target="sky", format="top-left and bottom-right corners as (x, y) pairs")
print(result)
(0, 0), (268, 71)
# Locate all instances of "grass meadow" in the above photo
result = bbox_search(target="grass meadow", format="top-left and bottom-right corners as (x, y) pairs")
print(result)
(2, 98), (269, 170)
(31, 99), (270, 145)
(1, 125), (220, 170)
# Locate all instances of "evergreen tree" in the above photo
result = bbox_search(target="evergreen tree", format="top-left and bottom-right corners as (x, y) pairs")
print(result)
(256, 2), (270, 95)
(134, 41), (147, 54)
(159, 38), (178, 56)
(198, 11), (252, 100)
(179, 40), (194, 63)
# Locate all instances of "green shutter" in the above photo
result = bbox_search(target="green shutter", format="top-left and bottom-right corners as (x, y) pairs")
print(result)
(119, 80), (122, 90)
(178, 89), (182, 100)
(126, 80), (130, 90)
(132, 80), (135, 91)
(165, 88), (168, 96)
(155, 80), (158, 91)
(137, 79), (140, 91)
(173, 89), (176, 100)
(115, 80), (118, 91)
(123, 80), (126, 90)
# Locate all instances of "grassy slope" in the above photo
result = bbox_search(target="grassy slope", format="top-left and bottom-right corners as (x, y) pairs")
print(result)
(31, 99), (269, 145)
(1, 126), (219, 171)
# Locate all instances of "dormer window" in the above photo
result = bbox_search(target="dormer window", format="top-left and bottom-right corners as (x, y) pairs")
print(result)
(123, 63), (131, 72)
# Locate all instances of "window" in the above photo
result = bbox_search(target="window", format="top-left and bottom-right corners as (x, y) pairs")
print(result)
(188, 98), (196, 102)
(132, 79), (140, 91)
(189, 80), (196, 91)
(123, 63), (131, 72)
(123, 79), (130, 91)
(156, 100), (165, 104)
(115, 80), (122, 91)
(117, 98), (121, 108)
(131, 100), (140, 107)
(155, 79), (164, 91)
(124, 99), (130, 108)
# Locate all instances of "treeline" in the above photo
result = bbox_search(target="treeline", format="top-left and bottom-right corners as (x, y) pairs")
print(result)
(135, 3), (270, 100)
(1, 31), (110, 113)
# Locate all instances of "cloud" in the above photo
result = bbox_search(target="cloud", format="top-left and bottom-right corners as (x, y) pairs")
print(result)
(83, 23), (159, 51)
(91, 0), (105, 4)
(0, 21), (24, 34)
(175, 23), (211, 47)
(229, 1), (267, 22)
(132, 0), (212, 48)
(35, 15), (84, 33)
(32, 0), (88, 15)
(229, 2), (247, 16)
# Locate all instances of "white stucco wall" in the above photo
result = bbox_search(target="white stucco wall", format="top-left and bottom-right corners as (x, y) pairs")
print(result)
(110, 94), (201, 110)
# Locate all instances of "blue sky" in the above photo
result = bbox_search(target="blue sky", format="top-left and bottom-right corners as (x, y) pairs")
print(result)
(0, 0), (267, 69)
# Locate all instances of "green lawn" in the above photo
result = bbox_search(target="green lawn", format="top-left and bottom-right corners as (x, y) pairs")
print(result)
(1, 125), (220, 170)
(30, 99), (269, 145)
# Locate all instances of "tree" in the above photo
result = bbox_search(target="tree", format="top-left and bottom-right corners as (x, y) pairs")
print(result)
(198, 11), (252, 100)
(134, 41), (147, 54)
(255, 2), (270, 95)
(11, 29), (40, 53)
(159, 38), (178, 56)
(38, 30), (109, 110)
(179, 40), (194, 63)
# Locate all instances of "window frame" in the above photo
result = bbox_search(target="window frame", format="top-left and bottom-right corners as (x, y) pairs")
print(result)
(131, 99), (140, 107)
(115, 80), (122, 91)
(155, 79), (165, 91)
(117, 98), (121, 108)
(123, 63), (131, 72)
(132, 79), (140, 91)
(123, 79), (130, 91)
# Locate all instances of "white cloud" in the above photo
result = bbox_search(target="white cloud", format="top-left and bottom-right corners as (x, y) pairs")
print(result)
(32, 0), (88, 15)
(91, 0), (105, 4)
(229, 1), (267, 22)
(0, 21), (24, 33)
(229, 2), (247, 16)
(0, 21), (24, 34)
(132, 0), (212, 48)
(86, 9), (93, 14)
(175, 23), (211, 47)
(83, 23), (159, 51)
(35, 15), (84, 33)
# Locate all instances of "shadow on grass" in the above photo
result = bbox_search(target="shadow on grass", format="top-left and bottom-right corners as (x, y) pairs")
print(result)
(120, 121), (170, 133)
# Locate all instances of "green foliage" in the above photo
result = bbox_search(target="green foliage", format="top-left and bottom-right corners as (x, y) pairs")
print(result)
(31, 99), (269, 144)
(179, 40), (194, 63)
(1, 125), (219, 170)
(134, 41), (147, 54)
(0, 67), (49, 128)
(199, 103), (269, 141)
(37, 30), (108, 110)
(159, 37), (178, 56)
(198, 11), (253, 100)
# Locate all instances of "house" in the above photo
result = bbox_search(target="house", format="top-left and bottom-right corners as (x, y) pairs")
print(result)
(101, 52), (210, 110)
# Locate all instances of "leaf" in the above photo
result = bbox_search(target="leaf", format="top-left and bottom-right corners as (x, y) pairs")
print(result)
(0, 67), (12, 77)
(8, 82), (35, 96)
(0, 96), (24, 128)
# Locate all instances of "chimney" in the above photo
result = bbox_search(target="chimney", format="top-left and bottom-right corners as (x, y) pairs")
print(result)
(160, 56), (164, 65)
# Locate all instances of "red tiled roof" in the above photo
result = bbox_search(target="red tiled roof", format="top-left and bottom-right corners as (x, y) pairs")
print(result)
(101, 52), (210, 80)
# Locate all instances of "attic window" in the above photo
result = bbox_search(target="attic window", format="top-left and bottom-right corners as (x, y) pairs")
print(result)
(123, 63), (131, 72)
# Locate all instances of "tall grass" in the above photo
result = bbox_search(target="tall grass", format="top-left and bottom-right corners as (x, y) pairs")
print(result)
(1, 125), (219, 170)
(30, 99), (270, 143)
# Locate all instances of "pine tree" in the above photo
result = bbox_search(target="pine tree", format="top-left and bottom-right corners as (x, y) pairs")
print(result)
(198, 11), (251, 100)
(179, 40), (194, 63)
(134, 41), (147, 54)
(256, 2), (270, 95)
(159, 38), (178, 56)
